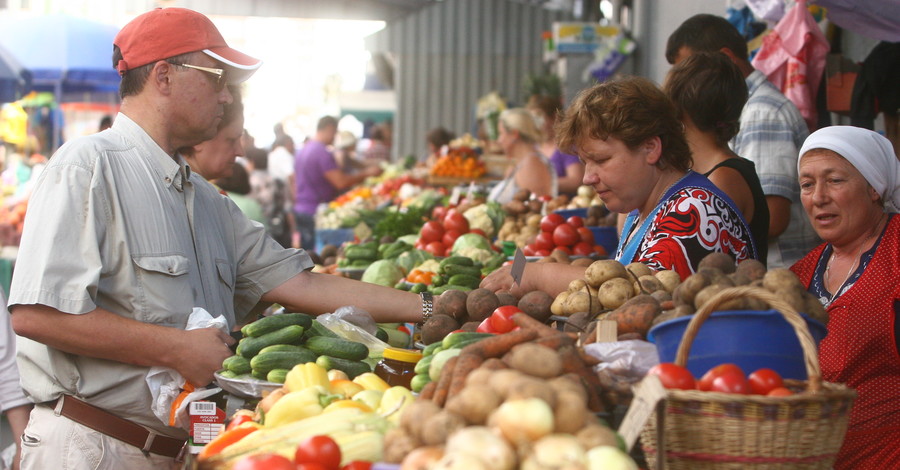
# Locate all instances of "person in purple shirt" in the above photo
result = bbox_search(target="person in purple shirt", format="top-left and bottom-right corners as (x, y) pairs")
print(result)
(528, 95), (585, 196)
(294, 116), (382, 251)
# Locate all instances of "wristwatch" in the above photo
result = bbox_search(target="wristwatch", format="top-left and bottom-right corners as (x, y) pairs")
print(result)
(419, 291), (434, 324)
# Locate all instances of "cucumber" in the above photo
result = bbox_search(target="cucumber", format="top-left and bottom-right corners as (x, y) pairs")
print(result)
(251, 369), (268, 380)
(241, 313), (313, 338)
(410, 283), (427, 294)
(414, 353), (435, 375)
(222, 355), (252, 375)
(447, 274), (481, 289)
(259, 344), (311, 355)
(315, 355), (371, 379)
(441, 332), (494, 350)
(439, 256), (474, 269)
(250, 349), (318, 374)
(421, 342), (443, 357)
(410, 373), (431, 393)
(429, 348), (462, 382)
(431, 285), (472, 295)
(375, 327), (389, 342)
(383, 328), (410, 348)
(218, 370), (239, 379)
(237, 325), (306, 358)
(308, 320), (340, 338)
(442, 264), (482, 278)
(266, 369), (289, 384)
(305, 336), (369, 361)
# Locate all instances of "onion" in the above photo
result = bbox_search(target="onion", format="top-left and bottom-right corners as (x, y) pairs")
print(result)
(521, 434), (587, 470)
(585, 445), (638, 470)
(445, 426), (516, 470)
(400, 446), (445, 470)
(431, 453), (490, 470)
(489, 398), (554, 443)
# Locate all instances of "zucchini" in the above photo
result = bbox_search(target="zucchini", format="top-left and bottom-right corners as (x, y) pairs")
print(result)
(222, 355), (252, 375)
(266, 369), (290, 384)
(441, 332), (494, 350)
(315, 355), (371, 379)
(250, 349), (318, 374)
(236, 325), (306, 358)
(259, 344), (311, 355)
(241, 313), (313, 338)
(305, 336), (369, 361)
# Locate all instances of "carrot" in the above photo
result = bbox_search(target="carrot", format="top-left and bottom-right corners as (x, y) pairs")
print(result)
(559, 344), (605, 413)
(511, 312), (560, 337)
(432, 355), (458, 407)
(533, 332), (575, 350)
(419, 381), (437, 401)
(197, 422), (259, 460)
(448, 354), (482, 398)
(460, 328), (538, 359)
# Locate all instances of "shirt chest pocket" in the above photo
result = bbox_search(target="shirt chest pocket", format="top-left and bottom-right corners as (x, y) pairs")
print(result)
(132, 254), (192, 325)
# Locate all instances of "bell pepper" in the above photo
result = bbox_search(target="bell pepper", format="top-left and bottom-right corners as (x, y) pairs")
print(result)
(197, 421), (261, 460)
(264, 386), (333, 428)
(352, 372), (390, 392)
(285, 362), (331, 393)
(327, 369), (350, 382)
(330, 379), (365, 399)
(351, 390), (384, 411)
(377, 386), (414, 424)
(323, 399), (373, 413)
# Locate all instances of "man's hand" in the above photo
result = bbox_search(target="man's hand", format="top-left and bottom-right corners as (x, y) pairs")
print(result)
(172, 327), (236, 387)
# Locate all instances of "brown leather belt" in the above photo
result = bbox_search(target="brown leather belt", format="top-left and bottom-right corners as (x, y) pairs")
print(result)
(54, 395), (186, 458)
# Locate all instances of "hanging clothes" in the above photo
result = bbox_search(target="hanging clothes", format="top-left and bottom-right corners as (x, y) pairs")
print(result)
(849, 41), (900, 130)
(751, 0), (830, 132)
(814, 0), (900, 43)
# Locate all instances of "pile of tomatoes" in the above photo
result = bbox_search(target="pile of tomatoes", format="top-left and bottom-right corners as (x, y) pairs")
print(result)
(522, 213), (606, 257)
(648, 363), (793, 396)
(415, 207), (486, 257)
(232, 435), (370, 470)
(475, 305), (523, 334)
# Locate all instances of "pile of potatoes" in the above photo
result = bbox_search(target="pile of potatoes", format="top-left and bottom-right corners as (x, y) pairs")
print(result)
(383, 342), (626, 469)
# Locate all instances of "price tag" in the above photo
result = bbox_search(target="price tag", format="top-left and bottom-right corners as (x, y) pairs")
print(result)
(595, 320), (617, 343)
(449, 186), (463, 206)
(510, 248), (527, 286)
(617, 374), (668, 452)
(353, 222), (372, 242)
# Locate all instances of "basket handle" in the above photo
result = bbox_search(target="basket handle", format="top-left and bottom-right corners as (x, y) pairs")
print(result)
(673, 285), (823, 393)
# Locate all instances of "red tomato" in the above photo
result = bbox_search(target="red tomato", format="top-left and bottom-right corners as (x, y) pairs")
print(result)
(698, 363), (745, 391)
(538, 195), (552, 202)
(297, 464), (330, 470)
(470, 228), (487, 238)
(748, 368), (784, 395)
(522, 244), (536, 256)
(534, 232), (555, 251)
(710, 370), (750, 394)
(424, 241), (446, 257)
(442, 229), (461, 249)
(414, 240), (426, 251)
(534, 248), (551, 257)
(577, 227), (595, 245)
(476, 317), (497, 333)
(566, 216), (584, 228)
(443, 211), (470, 233)
(647, 363), (696, 390)
(443, 246), (453, 257)
(552, 223), (579, 247)
(420, 221), (445, 243)
(341, 462), (373, 470)
(432, 206), (448, 221)
(295, 435), (342, 470)
(766, 387), (794, 397)
(233, 454), (295, 470)
(594, 245), (608, 257)
(540, 213), (565, 233)
(552, 245), (572, 255)
(489, 305), (522, 333)
(572, 241), (594, 257)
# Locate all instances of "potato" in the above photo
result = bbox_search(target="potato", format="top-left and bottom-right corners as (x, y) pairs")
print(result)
(602, 294), (661, 337)
(445, 384), (501, 425)
(526, 213), (542, 227)
(584, 259), (628, 287)
(650, 289), (672, 303)
(435, 289), (468, 321)
(576, 424), (619, 450)
(550, 291), (569, 316)
(773, 286), (806, 314)
(728, 271), (752, 286)
(570, 257), (594, 268)
(672, 271), (711, 306)
(563, 290), (601, 315)
(567, 278), (590, 293)
(625, 262), (653, 279)
(460, 321), (480, 332)
(597, 277), (634, 309)
(421, 315), (460, 345)
(735, 258), (767, 281)
(420, 410), (466, 446)
(465, 367), (494, 387)
(553, 390), (589, 433)
(503, 343), (563, 378)
(698, 251), (737, 274)
(514, 188), (531, 202)
(465, 288), (499, 322)
(506, 375), (557, 408)
(496, 291), (519, 307)
(517, 290), (554, 322)
(692, 283), (751, 311)
(654, 269), (682, 293)
(651, 304), (693, 327)
(634, 275), (663, 295)
(548, 374), (589, 405)
(488, 369), (527, 398)
(400, 399), (441, 438)
(503, 199), (527, 215)
(384, 427), (420, 464)
(763, 268), (804, 292)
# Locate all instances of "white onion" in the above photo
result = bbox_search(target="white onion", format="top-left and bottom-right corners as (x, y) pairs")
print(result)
(445, 426), (516, 470)
(489, 398), (554, 443)
(585, 445), (638, 470)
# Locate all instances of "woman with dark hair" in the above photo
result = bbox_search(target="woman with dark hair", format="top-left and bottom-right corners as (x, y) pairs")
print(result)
(664, 51), (770, 261)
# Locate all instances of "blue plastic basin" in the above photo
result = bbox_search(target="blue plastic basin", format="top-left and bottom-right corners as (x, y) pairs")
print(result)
(588, 226), (619, 256)
(553, 208), (588, 219)
(647, 310), (828, 380)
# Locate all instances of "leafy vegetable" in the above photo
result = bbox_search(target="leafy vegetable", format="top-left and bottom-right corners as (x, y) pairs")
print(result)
(361, 260), (405, 287)
(372, 207), (427, 240)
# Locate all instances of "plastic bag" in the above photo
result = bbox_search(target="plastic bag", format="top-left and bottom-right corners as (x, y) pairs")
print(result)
(146, 308), (227, 430)
(332, 305), (379, 335)
(316, 309), (391, 357)
(584, 339), (659, 376)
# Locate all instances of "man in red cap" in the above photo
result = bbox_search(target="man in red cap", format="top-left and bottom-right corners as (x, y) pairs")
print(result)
(8, 8), (425, 469)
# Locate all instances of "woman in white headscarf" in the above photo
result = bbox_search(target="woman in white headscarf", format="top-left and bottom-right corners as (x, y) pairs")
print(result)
(790, 125), (900, 469)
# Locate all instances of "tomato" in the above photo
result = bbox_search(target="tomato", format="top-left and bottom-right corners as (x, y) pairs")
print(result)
(444, 246), (453, 257)
(233, 454), (295, 470)
(522, 244), (536, 256)
(533, 232), (555, 251)
(748, 368), (784, 395)
(647, 363), (696, 390)
(476, 317), (497, 333)
(594, 245), (608, 257)
(489, 305), (522, 333)
(420, 221), (445, 243)
(552, 223), (579, 247)
(538, 195), (553, 202)
(566, 216), (584, 228)
(442, 229), (461, 249)
(432, 206), (448, 221)
(710, 370), (750, 394)
(295, 435), (342, 470)
(698, 363), (745, 391)
(577, 227), (595, 245)
(341, 462), (373, 470)
(540, 213), (565, 233)
(443, 210), (470, 233)
(766, 387), (794, 397)
(424, 241), (446, 257)
(534, 248), (551, 257)
(572, 241), (594, 257)
(297, 464), (331, 470)
(552, 245), (572, 255)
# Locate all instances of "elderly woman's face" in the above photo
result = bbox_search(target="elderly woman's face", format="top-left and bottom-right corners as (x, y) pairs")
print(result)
(799, 149), (881, 245)
(579, 136), (657, 214)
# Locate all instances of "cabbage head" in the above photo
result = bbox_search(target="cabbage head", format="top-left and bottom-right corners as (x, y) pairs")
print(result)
(361, 260), (404, 287)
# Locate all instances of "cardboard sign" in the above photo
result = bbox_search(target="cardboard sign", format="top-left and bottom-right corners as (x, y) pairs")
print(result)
(510, 248), (527, 286)
(617, 374), (668, 452)
(449, 186), (463, 206)
(595, 320), (617, 343)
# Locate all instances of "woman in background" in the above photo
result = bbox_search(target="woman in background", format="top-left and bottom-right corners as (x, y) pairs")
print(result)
(487, 108), (557, 203)
(181, 86), (244, 180)
(528, 95), (584, 196)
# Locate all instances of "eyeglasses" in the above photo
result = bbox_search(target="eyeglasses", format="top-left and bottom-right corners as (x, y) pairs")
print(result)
(175, 63), (227, 91)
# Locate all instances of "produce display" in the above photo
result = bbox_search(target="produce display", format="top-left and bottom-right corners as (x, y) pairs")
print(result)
(429, 145), (486, 180)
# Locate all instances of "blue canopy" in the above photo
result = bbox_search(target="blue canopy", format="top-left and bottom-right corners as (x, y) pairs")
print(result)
(0, 43), (31, 103)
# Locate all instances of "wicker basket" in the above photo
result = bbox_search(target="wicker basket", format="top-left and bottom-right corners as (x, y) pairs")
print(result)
(640, 286), (856, 470)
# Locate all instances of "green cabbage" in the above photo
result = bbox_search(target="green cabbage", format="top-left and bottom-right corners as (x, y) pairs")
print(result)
(361, 260), (404, 287)
(396, 249), (434, 275)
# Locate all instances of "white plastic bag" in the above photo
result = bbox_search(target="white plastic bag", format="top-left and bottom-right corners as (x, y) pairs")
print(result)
(584, 339), (659, 376)
(146, 308), (228, 430)
(316, 310), (390, 357)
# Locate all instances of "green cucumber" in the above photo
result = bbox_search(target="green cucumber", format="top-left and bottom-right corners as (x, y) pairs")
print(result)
(266, 369), (289, 384)
(439, 256), (474, 269)
(250, 349), (318, 374)
(375, 327), (389, 342)
(410, 373), (431, 393)
(241, 313), (313, 338)
(308, 320), (340, 338)
(421, 342), (443, 357)
(431, 285), (472, 295)
(222, 355), (252, 375)
(447, 274), (481, 289)
(414, 353), (435, 375)
(442, 264), (482, 278)
(383, 328), (410, 348)
(218, 370), (239, 379)
(441, 332), (494, 350)
(315, 355), (371, 379)
(304, 336), (369, 361)
(429, 348), (462, 382)
(259, 344), (310, 355)
(237, 325), (306, 359)
(251, 369), (268, 380)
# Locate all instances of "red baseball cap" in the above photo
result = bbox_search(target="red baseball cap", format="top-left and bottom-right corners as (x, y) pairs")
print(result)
(114, 7), (261, 83)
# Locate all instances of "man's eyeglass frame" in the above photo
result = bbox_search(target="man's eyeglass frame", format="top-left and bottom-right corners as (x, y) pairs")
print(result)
(173, 63), (227, 90)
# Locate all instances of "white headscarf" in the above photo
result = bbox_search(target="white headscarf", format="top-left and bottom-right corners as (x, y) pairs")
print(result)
(799, 125), (900, 212)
